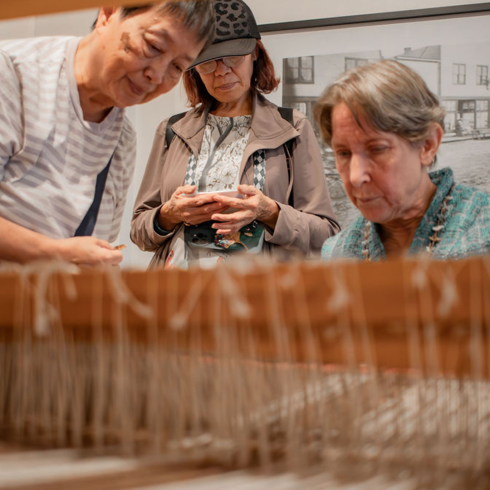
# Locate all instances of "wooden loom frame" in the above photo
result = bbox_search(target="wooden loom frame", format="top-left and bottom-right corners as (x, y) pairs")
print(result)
(0, 2), (489, 378)
(0, 256), (489, 378)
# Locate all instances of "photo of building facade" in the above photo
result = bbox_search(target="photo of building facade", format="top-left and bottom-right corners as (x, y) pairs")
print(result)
(283, 42), (490, 227)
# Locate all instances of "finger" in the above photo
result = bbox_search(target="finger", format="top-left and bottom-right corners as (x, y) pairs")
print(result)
(213, 221), (248, 235)
(175, 185), (197, 198)
(76, 249), (123, 267)
(179, 194), (219, 209)
(192, 195), (223, 206)
(199, 202), (229, 213)
(215, 227), (233, 235)
(213, 195), (249, 209)
(213, 221), (235, 233)
(100, 249), (123, 265)
(182, 203), (228, 222)
(237, 184), (259, 196)
(210, 212), (242, 223)
(96, 239), (115, 250)
(211, 210), (251, 224)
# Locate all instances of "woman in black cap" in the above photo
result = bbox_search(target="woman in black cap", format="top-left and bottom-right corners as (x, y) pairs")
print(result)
(131, 0), (340, 269)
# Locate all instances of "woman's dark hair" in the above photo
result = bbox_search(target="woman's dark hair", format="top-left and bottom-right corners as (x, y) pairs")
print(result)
(93, 1), (215, 49)
(182, 40), (280, 109)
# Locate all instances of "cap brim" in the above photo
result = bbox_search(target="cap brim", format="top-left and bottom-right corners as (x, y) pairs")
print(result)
(188, 38), (257, 70)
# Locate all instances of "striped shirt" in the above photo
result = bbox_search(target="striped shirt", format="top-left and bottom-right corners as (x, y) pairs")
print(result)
(0, 36), (136, 241)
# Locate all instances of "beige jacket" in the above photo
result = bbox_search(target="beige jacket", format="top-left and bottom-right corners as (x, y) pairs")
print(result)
(131, 95), (339, 266)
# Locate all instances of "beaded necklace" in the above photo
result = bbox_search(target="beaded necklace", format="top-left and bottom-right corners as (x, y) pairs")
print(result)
(361, 184), (455, 262)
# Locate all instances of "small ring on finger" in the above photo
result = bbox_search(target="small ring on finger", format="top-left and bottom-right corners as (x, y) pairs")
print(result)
(183, 221), (191, 226)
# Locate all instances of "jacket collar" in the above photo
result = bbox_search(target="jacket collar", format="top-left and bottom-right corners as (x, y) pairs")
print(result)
(248, 94), (299, 148)
(171, 106), (208, 157)
(241, 95), (299, 173)
(171, 94), (299, 159)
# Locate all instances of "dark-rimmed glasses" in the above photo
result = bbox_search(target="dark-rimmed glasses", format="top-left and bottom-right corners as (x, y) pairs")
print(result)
(195, 56), (246, 75)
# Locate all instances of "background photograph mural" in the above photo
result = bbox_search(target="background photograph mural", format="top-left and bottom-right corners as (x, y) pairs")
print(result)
(283, 42), (490, 228)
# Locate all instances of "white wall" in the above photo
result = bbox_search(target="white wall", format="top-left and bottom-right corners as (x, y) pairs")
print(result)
(0, 1), (488, 268)
(0, 9), (97, 38)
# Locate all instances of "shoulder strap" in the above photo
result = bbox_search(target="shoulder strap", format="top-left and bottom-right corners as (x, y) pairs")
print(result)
(277, 106), (295, 206)
(277, 106), (294, 123)
(74, 154), (113, 237)
(165, 111), (188, 149)
(277, 106), (295, 156)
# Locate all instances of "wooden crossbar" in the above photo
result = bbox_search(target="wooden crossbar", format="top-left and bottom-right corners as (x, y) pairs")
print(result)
(0, 256), (489, 377)
(0, 0), (156, 21)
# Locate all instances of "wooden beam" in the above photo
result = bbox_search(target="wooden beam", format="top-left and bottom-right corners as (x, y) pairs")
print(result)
(0, 257), (489, 377)
(0, 0), (153, 21)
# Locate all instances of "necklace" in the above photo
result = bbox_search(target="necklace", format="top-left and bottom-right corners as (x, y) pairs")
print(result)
(361, 184), (455, 262)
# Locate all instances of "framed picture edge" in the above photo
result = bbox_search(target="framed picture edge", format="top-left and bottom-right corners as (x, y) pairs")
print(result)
(259, 2), (490, 33)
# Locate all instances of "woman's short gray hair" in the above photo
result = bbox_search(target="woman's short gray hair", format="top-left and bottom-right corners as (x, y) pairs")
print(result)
(120, 1), (215, 48)
(314, 59), (445, 149)
(93, 1), (215, 50)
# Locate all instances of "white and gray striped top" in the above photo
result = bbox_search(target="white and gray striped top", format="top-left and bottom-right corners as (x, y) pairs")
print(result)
(0, 36), (136, 241)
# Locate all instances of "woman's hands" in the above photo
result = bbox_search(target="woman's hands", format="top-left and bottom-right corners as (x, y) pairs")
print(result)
(54, 237), (123, 267)
(211, 185), (279, 235)
(158, 184), (279, 235)
(0, 215), (123, 267)
(158, 185), (229, 230)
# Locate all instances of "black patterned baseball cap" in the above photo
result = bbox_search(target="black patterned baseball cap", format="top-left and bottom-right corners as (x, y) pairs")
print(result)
(189, 0), (261, 69)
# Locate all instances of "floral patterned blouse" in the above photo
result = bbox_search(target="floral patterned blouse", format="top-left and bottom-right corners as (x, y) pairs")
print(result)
(194, 114), (252, 191)
(166, 114), (253, 269)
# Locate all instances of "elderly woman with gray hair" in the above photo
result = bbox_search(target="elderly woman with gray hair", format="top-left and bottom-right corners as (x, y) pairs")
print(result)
(316, 59), (490, 261)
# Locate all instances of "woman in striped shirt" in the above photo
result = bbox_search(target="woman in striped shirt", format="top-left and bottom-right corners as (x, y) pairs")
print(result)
(0, 1), (214, 267)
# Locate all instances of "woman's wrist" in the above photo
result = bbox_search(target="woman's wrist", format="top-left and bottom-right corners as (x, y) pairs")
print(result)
(260, 199), (280, 230)
(157, 204), (181, 231)
(39, 235), (64, 261)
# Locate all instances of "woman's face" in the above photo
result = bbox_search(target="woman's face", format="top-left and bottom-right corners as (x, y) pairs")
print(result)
(331, 103), (435, 225)
(198, 54), (255, 113)
(91, 6), (205, 109)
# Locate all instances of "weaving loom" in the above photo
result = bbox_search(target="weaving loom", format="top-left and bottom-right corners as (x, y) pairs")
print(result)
(2, 1), (490, 486)
(1, 256), (490, 489)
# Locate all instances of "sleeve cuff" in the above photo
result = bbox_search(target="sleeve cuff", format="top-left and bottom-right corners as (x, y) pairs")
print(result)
(153, 214), (172, 236)
(264, 201), (293, 245)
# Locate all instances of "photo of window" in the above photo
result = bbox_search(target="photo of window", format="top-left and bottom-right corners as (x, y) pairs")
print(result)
(284, 56), (314, 84)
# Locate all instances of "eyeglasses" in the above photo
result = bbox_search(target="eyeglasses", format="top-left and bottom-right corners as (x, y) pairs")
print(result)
(195, 56), (246, 74)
